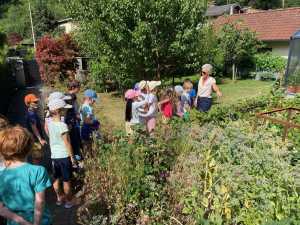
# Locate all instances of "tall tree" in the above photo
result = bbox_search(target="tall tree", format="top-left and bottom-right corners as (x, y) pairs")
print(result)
(0, 0), (66, 40)
(65, 0), (206, 89)
(218, 23), (261, 79)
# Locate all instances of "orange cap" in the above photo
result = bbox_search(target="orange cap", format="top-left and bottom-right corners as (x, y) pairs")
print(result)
(24, 94), (39, 106)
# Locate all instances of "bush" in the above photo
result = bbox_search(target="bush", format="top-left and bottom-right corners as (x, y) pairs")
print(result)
(35, 34), (79, 85)
(255, 53), (287, 73)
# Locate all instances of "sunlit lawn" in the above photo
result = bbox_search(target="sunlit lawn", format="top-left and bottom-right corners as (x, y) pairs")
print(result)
(95, 79), (273, 131)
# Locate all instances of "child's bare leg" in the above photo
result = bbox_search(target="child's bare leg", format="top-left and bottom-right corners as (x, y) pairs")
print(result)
(53, 179), (63, 201)
(63, 181), (72, 202)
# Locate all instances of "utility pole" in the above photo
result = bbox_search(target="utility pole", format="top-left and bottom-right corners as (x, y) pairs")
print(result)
(28, 0), (36, 51)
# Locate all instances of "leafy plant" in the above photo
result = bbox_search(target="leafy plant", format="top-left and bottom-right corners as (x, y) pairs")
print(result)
(35, 34), (79, 85)
(255, 53), (287, 73)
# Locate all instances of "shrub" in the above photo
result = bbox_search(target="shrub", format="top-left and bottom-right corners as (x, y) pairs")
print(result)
(35, 34), (79, 85)
(255, 53), (287, 73)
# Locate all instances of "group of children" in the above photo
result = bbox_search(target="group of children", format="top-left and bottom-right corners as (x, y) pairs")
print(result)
(124, 79), (196, 134)
(0, 80), (99, 225)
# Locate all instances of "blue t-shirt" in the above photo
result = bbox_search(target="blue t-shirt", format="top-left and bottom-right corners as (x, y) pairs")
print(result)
(80, 103), (95, 123)
(26, 110), (44, 140)
(0, 163), (52, 225)
(189, 89), (196, 99)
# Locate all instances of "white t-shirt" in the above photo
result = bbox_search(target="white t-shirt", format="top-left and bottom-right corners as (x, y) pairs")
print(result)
(197, 76), (216, 98)
(131, 100), (147, 124)
(48, 121), (69, 159)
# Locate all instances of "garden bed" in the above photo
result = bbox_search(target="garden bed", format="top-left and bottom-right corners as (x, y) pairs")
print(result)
(77, 94), (300, 225)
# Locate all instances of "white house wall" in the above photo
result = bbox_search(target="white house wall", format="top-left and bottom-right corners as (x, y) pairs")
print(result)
(266, 41), (289, 58)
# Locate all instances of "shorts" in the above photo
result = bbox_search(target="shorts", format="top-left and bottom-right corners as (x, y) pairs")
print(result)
(197, 97), (212, 112)
(52, 157), (72, 182)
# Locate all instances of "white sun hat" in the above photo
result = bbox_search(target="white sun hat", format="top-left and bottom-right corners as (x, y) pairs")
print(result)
(148, 81), (161, 91)
(48, 91), (72, 103)
(174, 85), (184, 95)
(48, 98), (72, 111)
(138, 80), (148, 90)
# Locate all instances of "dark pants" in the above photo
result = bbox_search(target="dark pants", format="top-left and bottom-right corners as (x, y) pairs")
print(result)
(197, 97), (212, 112)
(69, 126), (81, 157)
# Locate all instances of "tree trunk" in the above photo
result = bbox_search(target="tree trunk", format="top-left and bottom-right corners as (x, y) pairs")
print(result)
(232, 63), (236, 81)
(155, 49), (161, 80)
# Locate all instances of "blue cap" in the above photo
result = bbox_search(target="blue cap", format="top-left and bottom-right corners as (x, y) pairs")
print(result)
(84, 89), (98, 100)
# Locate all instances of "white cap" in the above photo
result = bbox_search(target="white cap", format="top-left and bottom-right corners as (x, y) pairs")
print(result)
(148, 81), (161, 91)
(48, 98), (72, 111)
(138, 80), (148, 90)
(48, 92), (72, 103)
(174, 85), (184, 95)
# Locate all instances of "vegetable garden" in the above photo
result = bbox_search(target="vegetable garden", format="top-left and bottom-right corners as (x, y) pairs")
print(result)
(77, 93), (300, 225)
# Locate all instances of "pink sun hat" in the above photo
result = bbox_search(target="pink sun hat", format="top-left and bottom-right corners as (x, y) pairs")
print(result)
(125, 89), (141, 99)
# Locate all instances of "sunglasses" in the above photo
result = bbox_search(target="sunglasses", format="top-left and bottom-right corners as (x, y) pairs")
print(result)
(201, 71), (208, 75)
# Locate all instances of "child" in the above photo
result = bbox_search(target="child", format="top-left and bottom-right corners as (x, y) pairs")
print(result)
(45, 92), (72, 132)
(124, 89), (135, 135)
(47, 98), (75, 209)
(174, 85), (184, 118)
(182, 79), (194, 107)
(182, 80), (194, 120)
(130, 91), (147, 126)
(66, 80), (81, 115)
(65, 81), (82, 160)
(139, 81), (161, 133)
(80, 89), (99, 155)
(158, 88), (174, 121)
(0, 126), (52, 225)
(24, 94), (46, 146)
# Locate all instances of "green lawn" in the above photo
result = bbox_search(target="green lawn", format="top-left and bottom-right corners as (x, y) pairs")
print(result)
(95, 79), (273, 132)
(217, 79), (273, 105)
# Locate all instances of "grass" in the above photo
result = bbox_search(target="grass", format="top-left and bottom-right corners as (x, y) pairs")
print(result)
(94, 79), (274, 131)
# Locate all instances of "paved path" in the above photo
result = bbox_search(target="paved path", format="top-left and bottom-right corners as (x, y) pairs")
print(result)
(47, 189), (79, 225)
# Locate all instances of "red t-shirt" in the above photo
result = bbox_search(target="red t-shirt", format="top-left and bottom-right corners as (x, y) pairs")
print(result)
(161, 101), (173, 118)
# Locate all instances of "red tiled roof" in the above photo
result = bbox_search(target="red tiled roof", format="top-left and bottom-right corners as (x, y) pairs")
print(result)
(213, 7), (300, 41)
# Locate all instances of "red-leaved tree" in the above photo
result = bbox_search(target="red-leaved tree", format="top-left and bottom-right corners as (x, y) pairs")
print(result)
(36, 34), (79, 85)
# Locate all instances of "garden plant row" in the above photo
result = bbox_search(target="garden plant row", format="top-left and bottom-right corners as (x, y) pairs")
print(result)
(78, 94), (300, 225)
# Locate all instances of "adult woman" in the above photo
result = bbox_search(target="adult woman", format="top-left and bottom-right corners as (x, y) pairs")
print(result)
(195, 64), (222, 112)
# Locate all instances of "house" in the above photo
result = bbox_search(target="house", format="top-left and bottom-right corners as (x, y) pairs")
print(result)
(214, 7), (300, 58)
(205, 3), (244, 18)
(56, 18), (77, 34)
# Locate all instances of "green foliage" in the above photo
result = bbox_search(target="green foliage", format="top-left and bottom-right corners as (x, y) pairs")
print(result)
(255, 53), (287, 73)
(65, 0), (208, 90)
(78, 94), (300, 224)
(170, 120), (300, 225)
(0, 0), (66, 40)
(0, 31), (8, 64)
(218, 23), (261, 78)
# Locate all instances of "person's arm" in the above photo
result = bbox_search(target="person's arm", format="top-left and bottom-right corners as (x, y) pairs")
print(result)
(44, 122), (49, 136)
(33, 192), (45, 225)
(158, 98), (170, 111)
(31, 123), (46, 146)
(62, 132), (75, 165)
(212, 83), (222, 97)
(139, 103), (156, 118)
(0, 203), (33, 225)
(194, 80), (200, 107)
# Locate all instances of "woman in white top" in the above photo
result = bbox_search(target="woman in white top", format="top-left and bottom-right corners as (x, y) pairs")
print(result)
(195, 64), (222, 112)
